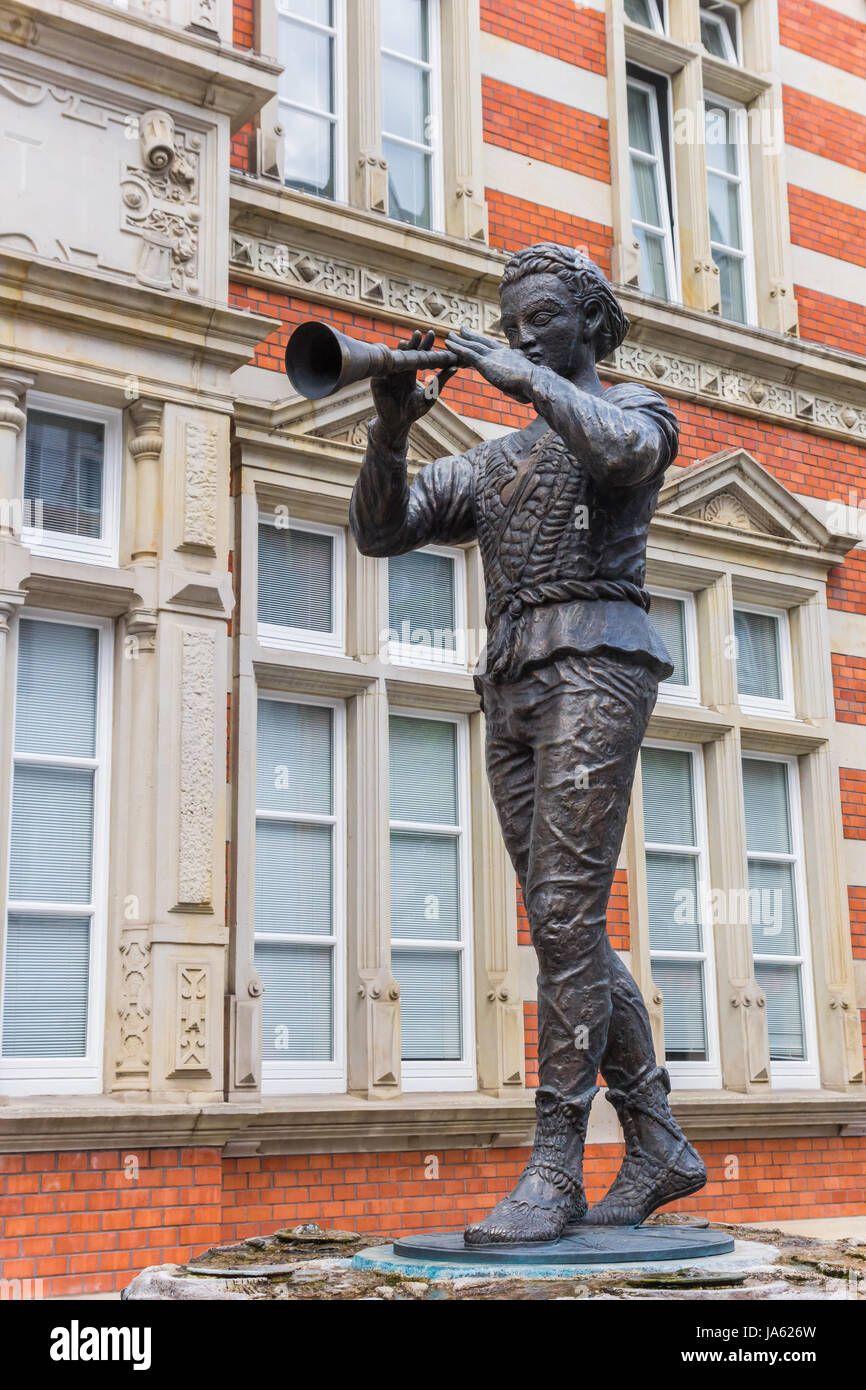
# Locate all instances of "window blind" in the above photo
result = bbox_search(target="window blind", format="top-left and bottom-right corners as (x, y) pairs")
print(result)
(650, 595), (688, 687)
(735, 609), (782, 701)
(642, 746), (695, 846)
(754, 961), (806, 1060)
(24, 410), (104, 539)
(651, 959), (708, 1061)
(2, 618), (100, 1061)
(391, 948), (462, 1061)
(388, 550), (457, 654)
(258, 523), (334, 634)
(389, 714), (457, 825)
(256, 941), (334, 1062)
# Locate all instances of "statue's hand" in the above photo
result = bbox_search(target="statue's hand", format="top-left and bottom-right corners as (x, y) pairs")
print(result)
(445, 326), (535, 405)
(371, 328), (458, 447)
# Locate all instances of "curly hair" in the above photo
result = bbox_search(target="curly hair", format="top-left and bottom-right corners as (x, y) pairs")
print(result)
(499, 243), (629, 363)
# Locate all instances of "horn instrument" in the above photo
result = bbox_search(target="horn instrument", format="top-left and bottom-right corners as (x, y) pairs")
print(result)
(284, 320), (457, 401)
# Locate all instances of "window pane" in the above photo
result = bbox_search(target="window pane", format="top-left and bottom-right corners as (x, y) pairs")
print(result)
(627, 86), (654, 154)
(631, 158), (663, 228)
(755, 961), (805, 1060)
(2, 914), (90, 1057)
(389, 715), (457, 825)
(700, 15), (727, 56)
(283, 108), (335, 198)
(279, 18), (334, 113)
(647, 852), (702, 952)
(258, 523), (334, 634)
(705, 105), (738, 174)
(708, 172), (742, 248)
(384, 137), (432, 227)
(715, 250), (747, 323)
(9, 765), (94, 903)
(256, 942), (334, 1060)
(25, 410), (104, 539)
(642, 746), (696, 847)
(653, 958), (708, 1061)
(651, 596), (688, 686)
(625, 0), (655, 26)
(256, 699), (333, 815)
(15, 620), (98, 758)
(735, 610), (782, 701)
(748, 858), (799, 957)
(392, 948), (462, 1061)
(383, 55), (429, 145)
(282, 0), (332, 23)
(391, 831), (460, 941)
(255, 821), (333, 935)
(381, 0), (428, 58)
(742, 758), (792, 855)
(635, 227), (670, 300)
(388, 550), (456, 653)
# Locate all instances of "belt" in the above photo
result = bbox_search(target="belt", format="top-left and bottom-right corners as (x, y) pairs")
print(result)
(487, 577), (650, 625)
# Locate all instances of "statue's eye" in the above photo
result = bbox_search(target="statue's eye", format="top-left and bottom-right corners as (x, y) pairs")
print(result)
(532, 313), (553, 327)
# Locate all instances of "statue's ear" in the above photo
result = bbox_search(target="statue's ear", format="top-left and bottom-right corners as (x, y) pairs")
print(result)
(582, 296), (605, 344)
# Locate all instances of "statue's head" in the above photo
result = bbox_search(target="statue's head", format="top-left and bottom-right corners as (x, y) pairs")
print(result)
(498, 243), (629, 377)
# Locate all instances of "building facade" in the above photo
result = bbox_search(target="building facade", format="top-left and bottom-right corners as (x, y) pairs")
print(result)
(0, 0), (865, 1296)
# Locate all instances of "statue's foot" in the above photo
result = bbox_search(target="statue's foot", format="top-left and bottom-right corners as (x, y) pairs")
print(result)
(464, 1167), (587, 1246)
(582, 1141), (706, 1228)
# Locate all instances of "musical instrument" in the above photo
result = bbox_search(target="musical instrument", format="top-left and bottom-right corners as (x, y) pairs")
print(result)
(284, 321), (457, 401)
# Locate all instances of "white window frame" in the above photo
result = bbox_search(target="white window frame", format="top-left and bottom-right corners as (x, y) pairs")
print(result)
(255, 690), (347, 1095)
(704, 91), (757, 326)
(389, 706), (475, 1092)
(276, 0), (348, 203)
(643, 739), (721, 1089)
(256, 513), (346, 656)
(0, 610), (113, 1095)
(19, 392), (121, 567)
(381, 0), (444, 232)
(699, 0), (742, 64)
(627, 74), (679, 304)
(743, 751), (819, 1089)
(650, 586), (701, 706)
(625, 0), (667, 34)
(382, 543), (468, 671)
(733, 600), (794, 719)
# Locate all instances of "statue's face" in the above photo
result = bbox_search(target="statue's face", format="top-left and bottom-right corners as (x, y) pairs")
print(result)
(499, 273), (601, 378)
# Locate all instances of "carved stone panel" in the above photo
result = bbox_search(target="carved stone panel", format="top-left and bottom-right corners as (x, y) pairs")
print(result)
(0, 63), (208, 297)
(174, 962), (210, 1074)
(177, 627), (216, 908)
(181, 421), (218, 552)
(116, 934), (152, 1083)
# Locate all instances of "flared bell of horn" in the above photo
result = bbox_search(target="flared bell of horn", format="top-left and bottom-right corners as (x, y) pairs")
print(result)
(284, 321), (396, 400)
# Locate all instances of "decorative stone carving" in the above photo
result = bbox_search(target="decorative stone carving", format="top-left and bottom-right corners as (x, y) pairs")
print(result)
(122, 116), (202, 295)
(116, 935), (152, 1081)
(181, 422), (218, 553)
(177, 628), (216, 909)
(698, 492), (759, 531)
(175, 963), (210, 1072)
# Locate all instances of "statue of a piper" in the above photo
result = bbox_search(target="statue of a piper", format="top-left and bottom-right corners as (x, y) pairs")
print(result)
(286, 243), (707, 1244)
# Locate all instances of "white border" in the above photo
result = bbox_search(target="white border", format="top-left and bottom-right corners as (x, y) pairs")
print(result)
(643, 739), (722, 1089)
(19, 392), (121, 567)
(276, 0), (348, 204)
(390, 706), (475, 1092)
(626, 73), (680, 304)
(743, 750), (820, 1089)
(651, 586), (701, 706)
(256, 514), (346, 656)
(733, 600), (795, 718)
(382, 543), (468, 671)
(256, 690), (348, 1095)
(0, 609), (113, 1094)
(699, 0), (742, 64)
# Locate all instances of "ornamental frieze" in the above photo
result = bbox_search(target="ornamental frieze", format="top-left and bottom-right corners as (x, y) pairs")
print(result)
(230, 231), (866, 444)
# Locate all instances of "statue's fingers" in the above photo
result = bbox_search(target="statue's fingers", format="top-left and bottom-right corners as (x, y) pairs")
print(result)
(445, 336), (482, 364)
(459, 325), (499, 350)
(421, 330), (436, 351)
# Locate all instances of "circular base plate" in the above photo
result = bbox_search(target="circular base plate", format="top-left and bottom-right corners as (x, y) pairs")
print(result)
(392, 1224), (735, 1266)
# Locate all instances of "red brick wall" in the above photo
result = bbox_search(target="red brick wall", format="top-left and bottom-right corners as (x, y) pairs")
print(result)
(850, 885), (866, 957)
(4, 1136), (866, 1293)
(829, 549), (866, 618)
(783, 87), (866, 174)
(832, 653), (866, 724)
(523, 1002), (538, 1087)
(788, 187), (866, 269)
(482, 78), (610, 184)
(486, 189), (612, 270)
(841, 767), (866, 838)
(481, 0), (606, 74)
(233, 0), (253, 49)
(795, 286), (866, 359)
(779, 0), (866, 80)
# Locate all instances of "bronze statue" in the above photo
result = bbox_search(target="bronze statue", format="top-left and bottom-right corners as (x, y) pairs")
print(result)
(290, 243), (707, 1244)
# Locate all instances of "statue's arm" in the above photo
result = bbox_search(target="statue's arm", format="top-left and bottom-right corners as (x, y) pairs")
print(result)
(528, 368), (678, 488)
(349, 421), (477, 558)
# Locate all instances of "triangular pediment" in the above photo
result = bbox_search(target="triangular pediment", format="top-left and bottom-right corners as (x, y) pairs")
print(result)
(271, 379), (485, 462)
(658, 449), (848, 554)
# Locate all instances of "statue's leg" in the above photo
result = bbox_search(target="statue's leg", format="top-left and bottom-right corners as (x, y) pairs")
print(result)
(465, 654), (652, 1244)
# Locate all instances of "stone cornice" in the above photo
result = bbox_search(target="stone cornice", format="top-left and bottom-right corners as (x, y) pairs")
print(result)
(1, 1089), (864, 1153)
(0, 0), (280, 128)
(0, 250), (274, 396)
(229, 182), (866, 448)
